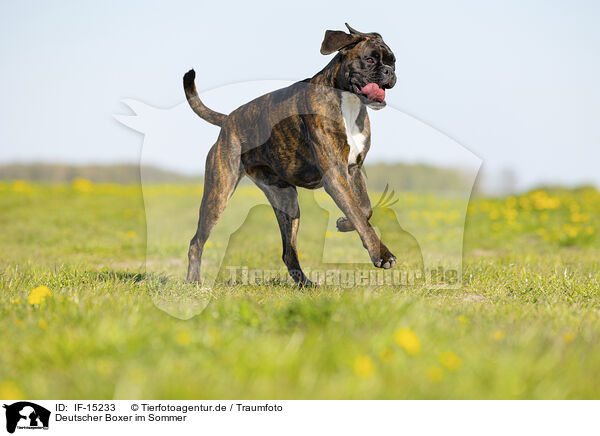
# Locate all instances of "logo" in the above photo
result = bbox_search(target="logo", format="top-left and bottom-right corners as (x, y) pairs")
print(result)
(3, 402), (50, 434)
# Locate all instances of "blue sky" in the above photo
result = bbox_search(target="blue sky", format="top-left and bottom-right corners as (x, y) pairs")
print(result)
(1, 0), (599, 190)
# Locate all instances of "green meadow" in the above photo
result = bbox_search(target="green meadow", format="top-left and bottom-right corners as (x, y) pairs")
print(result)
(1, 180), (599, 399)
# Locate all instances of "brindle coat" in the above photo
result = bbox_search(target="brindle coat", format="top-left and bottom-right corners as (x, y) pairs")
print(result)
(184, 24), (397, 285)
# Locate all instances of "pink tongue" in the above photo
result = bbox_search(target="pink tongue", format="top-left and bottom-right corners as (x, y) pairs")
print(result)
(360, 83), (385, 102)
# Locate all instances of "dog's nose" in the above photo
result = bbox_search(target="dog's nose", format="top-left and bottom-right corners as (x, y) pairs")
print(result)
(381, 65), (396, 88)
(382, 65), (394, 77)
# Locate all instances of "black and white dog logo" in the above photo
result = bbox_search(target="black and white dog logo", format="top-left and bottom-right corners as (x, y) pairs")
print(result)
(3, 402), (50, 434)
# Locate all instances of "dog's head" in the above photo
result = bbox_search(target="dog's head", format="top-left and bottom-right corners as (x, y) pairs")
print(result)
(321, 23), (396, 110)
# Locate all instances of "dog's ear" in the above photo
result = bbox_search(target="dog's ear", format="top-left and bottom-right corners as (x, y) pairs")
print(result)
(345, 23), (382, 38)
(320, 30), (363, 55)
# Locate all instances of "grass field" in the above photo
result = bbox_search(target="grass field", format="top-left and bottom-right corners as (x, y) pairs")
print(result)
(1, 179), (600, 399)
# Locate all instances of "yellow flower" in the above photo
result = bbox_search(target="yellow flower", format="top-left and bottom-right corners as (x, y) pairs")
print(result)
(72, 178), (93, 192)
(176, 330), (191, 346)
(28, 286), (52, 305)
(426, 365), (444, 382)
(12, 180), (31, 193)
(353, 355), (375, 378)
(562, 224), (579, 238)
(492, 330), (504, 341)
(379, 347), (394, 363)
(124, 230), (136, 239)
(519, 197), (531, 210)
(394, 328), (421, 356)
(457, 316), (469, 325)
(571, 213), (589, 223)
(529, 190), (560, 210)
(439, 351), (462, 371)
(503, 208), (518, 221)
(38, 320), (48, 330)
(0, 381), (24, 400)
(563, 333), (574, 343)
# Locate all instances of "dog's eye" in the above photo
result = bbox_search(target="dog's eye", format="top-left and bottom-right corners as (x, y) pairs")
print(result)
(365, 57), (375, 64)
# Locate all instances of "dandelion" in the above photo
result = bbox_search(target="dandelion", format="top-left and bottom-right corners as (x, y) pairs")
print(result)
(28, 286), (52, 305)
(72, 178), (93, 193)
(492, 330), (504, 341)
(562, 224), (579, 238)
(426, 365), (444, 383)
(353, 355), (375, 378)
(503, 208), (518, 221)
(439, 351), (462, 371)
(530, 190), (560, 210)
(11, 180), (28, 192)
(38, 320), (48, 330)
(124, 230), (137, 239)
(394, 328), (421, 356)
(457, 316), (469, 325)
(571, 213), (589, 223)
(0, 381), (24, 400)
(563, 333), (574, 343)
(176, 330), (191, 346)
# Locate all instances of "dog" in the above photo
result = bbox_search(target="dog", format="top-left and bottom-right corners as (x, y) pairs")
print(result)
(183, 23), (397, 286)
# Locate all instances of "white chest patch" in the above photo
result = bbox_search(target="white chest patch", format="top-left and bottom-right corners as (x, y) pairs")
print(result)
(341, 92), (367, 165)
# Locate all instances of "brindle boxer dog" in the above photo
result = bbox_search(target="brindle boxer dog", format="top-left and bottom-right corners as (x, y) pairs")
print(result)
(184, 23), (397, 286)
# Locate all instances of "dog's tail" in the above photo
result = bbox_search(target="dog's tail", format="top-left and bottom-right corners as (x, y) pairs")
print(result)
(183, 69), (227, 127)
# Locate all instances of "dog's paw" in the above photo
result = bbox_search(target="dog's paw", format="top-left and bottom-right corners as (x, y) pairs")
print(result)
(289, 269), (318, 288)
(371, 245), (396, 269)
(336, 217), (355, 232)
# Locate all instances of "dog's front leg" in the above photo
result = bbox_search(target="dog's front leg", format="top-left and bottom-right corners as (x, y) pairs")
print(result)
(322, 164), (396, 269)
(336, 165), (372, 232)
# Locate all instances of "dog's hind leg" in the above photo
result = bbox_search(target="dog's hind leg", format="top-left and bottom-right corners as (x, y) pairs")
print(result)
(247, 168), (313, 287)
(187, 136), (243, 282)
